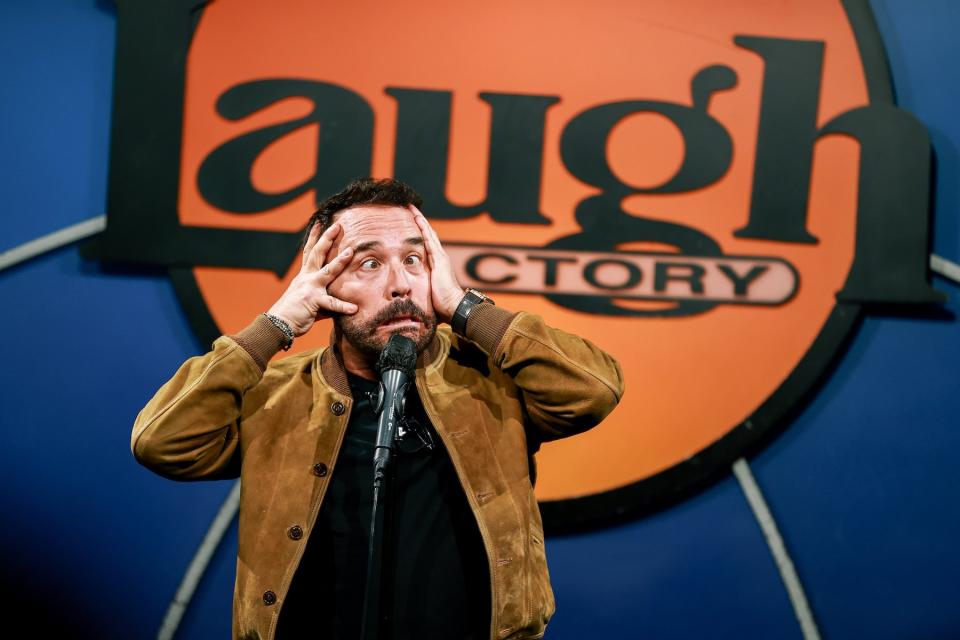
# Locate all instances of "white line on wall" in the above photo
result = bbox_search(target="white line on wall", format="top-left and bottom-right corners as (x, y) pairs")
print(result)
(732, 458), (821, 640)
(158, 480), (241, 640)
(931, 254), (960, 285)
(0, 215), (106, 271)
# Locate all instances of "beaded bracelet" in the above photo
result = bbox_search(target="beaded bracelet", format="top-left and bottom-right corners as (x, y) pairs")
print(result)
(261, 312), (295, 351)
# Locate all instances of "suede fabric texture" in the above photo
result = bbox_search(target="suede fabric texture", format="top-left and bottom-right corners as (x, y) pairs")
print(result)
(132, 309), (624, 640)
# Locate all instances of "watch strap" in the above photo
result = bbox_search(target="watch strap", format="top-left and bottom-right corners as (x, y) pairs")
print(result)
(451, 289), (493, 336)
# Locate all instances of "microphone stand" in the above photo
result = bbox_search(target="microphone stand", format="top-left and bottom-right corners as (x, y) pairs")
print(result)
(360, 429), (395, 640)
(361, 336), (414, 640)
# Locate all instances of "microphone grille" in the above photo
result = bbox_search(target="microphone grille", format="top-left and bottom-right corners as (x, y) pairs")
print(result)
(376, 334), (417, 376)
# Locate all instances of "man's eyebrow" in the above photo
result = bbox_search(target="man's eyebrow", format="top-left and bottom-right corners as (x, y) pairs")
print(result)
(352, 237), (423, 254)
(353, 240), (381, 253)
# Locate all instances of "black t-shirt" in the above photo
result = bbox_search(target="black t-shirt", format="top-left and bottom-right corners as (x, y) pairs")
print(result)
(275, 372), (491, 640)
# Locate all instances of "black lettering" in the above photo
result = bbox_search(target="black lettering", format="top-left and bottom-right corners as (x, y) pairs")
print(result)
(465, 252), (518, 285)
(736, 36), (944, 305)
(654, 262), (706, 295)
(717, 264), (768, 296)
(387, 88), (559, 224)
(561, 65), (736, 195)
(825, 106), (946, 304)
(583, 259), (642, 291)
(547, 65), (735, 316)
(527, 255), (577, 287)
(198, 79), (373, 213)
(733, 36), (823, 244)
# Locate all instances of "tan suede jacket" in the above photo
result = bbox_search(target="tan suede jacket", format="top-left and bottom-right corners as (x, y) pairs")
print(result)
(132, 305), (623, 640)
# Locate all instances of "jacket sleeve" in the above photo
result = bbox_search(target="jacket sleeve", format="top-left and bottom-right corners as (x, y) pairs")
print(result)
(462, 304), (624, 441)
(131, 316), (285, 481)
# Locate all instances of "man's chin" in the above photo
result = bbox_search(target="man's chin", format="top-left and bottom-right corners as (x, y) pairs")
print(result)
(380, 324), (435, 352)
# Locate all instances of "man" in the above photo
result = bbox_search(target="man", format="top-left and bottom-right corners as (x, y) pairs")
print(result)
(132, 178), (624, 640)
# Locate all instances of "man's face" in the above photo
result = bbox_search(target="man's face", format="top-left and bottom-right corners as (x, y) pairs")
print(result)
(327, 205), (436, 359)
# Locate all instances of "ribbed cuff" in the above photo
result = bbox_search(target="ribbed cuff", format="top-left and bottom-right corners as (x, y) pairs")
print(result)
(229, 315), (289, 373)
(463, 303), (517, 355)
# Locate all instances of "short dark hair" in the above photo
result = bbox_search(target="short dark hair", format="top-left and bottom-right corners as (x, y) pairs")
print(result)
(305, 177), (424, 243)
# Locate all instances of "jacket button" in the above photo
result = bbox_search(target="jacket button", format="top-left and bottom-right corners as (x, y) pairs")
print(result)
(262, 590), (277, 606)
(313, 462), (328, 477)
(331, 401), (345, 416)
(288, 525), (303, 540)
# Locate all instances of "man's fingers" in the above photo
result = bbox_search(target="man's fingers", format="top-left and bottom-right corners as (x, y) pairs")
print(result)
(301, 222), (323, 268)
(314, 246), (353, 283)
(418, 210), (444, 254)
(410, 205), (464, 320)
(411, 209), (441, 269)
(410, 206), (435, 241)
(305, 222), (341, 271)
(315, 294), (358, 316)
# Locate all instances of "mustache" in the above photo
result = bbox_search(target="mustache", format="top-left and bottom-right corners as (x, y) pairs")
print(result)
(371, 298), (433, 327)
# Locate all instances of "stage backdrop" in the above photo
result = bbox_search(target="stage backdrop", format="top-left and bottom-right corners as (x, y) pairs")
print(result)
(1, 1), (958, 638)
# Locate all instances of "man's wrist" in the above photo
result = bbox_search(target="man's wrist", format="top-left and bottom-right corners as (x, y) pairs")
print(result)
(441, 288), (467, 323)
(261, 312), (294, 350)
(450, 289), (494, 336)
(230, 314), (292, 373)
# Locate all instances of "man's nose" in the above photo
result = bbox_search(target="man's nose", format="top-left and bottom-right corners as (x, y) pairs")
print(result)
(387, 262), (412, 298)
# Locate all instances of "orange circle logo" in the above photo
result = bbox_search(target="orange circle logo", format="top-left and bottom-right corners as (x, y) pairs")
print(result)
(90, 0), (943, 529)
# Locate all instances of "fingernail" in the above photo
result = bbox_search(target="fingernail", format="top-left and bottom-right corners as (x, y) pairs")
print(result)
(341, 247), (352, 255)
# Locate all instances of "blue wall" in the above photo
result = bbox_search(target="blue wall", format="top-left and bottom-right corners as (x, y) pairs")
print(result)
(1, 1), (957, 638)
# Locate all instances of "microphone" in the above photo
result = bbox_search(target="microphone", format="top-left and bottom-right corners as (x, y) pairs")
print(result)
(372, 334), (417, 487)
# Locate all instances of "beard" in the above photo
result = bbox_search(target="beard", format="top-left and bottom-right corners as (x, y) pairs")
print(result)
(334, 298), (437, 361)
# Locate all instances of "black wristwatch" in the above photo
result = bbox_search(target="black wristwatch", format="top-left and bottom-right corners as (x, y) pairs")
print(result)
(451, 289), (494, 336)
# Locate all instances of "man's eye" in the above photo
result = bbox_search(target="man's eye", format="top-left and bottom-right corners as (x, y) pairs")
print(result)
(361, 258), (379, 269)
(405, 254), (423, 266)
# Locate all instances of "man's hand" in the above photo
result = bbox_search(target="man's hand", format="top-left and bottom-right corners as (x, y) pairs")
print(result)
(411, 205), (465, 324)
(266, 222), (358, 336)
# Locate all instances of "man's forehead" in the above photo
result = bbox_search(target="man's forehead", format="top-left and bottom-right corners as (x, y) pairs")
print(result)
(336, 205), (421, 239)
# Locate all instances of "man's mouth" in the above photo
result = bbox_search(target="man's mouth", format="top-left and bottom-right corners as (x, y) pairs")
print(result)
(379, 315), (421, 329)
(367, 299), (432, 336)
